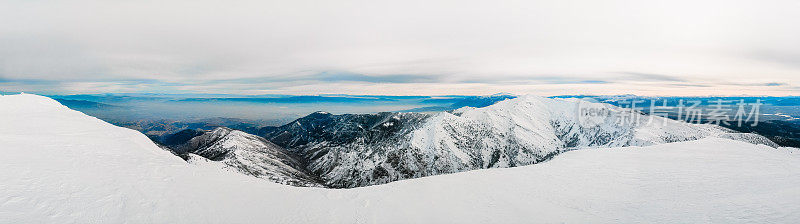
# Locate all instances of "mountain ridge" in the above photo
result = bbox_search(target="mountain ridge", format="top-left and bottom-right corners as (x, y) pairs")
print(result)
(173, 127), (322, 187)
(246, 95), (776, 188)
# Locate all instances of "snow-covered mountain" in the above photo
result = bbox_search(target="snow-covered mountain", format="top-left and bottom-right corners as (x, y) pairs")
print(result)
(2, 93), (800, 223)
(175, 127), (321, 187)
(263, 95), (775, 188)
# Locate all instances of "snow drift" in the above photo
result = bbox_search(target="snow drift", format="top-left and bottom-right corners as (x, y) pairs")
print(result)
(2, 93), (800, 223)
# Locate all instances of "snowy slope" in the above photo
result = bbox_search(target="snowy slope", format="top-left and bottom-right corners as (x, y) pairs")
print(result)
(2, 93), (800, 223)
(178, 127), (321, 187)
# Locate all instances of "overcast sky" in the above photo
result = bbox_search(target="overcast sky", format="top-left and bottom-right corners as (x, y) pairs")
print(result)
(1, 0), (798, 96)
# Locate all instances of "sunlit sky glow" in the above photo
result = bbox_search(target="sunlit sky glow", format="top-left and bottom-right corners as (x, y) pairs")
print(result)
(1, 0), (798, 96)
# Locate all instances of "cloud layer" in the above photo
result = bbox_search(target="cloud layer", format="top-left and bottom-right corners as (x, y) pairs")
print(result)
(1, 0), (798, 95)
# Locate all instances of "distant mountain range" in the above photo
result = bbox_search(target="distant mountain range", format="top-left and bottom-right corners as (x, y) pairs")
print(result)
(52, 98), (122, 110)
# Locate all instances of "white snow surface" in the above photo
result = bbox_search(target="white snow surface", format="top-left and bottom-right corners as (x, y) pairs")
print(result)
(2, 93), (800, 223)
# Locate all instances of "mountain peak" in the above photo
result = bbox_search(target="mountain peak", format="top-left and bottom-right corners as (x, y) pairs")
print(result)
(489, 92), (517, 97)
(304, 111), (333, 119)
(176, 126), (322, 187)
